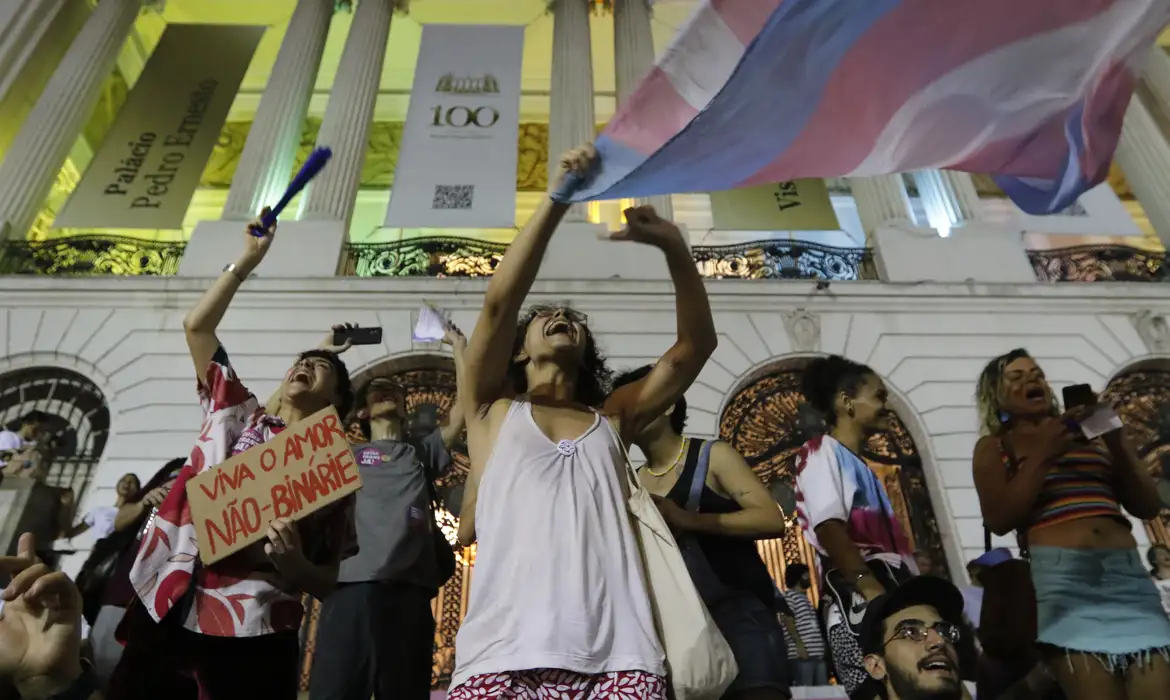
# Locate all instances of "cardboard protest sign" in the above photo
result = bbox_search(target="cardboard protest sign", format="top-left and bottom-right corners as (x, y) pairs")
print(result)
(186, 406), (362, 565)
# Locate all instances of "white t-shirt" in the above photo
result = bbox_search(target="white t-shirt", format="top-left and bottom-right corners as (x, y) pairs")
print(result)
(1154, 577), (1170, 617)
(0, 429), (26, 467)
(83, 506), (119, 540)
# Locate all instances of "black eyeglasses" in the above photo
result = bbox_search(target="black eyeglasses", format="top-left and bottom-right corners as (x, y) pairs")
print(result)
(884, 620), (961, 647)
(530, 306), (588, 325)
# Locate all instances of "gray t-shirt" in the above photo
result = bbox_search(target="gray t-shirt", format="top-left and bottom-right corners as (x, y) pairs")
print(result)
(339, 429), (452, 587)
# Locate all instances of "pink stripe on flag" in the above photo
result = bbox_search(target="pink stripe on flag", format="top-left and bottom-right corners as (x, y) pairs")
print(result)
(606, 67), (700, 155)
(744, 0), (1114, 182)
(946, 111), (1072, 178)
(1077, 60), (1136, 179)
(711, 0), (785, 45)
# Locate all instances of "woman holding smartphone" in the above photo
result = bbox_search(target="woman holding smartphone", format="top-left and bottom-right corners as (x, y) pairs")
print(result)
(973, 349), (1170, 700)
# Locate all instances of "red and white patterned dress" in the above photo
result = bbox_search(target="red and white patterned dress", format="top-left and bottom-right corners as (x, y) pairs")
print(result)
(447, 670), (667, 700)
(128, 345), (355, 637)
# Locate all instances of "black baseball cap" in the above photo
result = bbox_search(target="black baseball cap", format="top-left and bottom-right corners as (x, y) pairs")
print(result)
(860, 576), (965, 654)
(850, 576), (966, 700)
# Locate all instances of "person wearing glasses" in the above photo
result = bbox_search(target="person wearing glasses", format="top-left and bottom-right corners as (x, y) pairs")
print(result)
(447, 145), (717, 700)
(853, 577), (970, 700)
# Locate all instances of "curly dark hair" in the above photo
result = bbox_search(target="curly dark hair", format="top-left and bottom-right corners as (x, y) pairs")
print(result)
(294, 349), (354, 419)
(800, 355), (876, 429)
(611, 364), (687, 434)
(508, 303), (612, 408)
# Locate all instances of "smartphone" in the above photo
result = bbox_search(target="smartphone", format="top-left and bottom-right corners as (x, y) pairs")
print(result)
(1062, 383), (1095, 409)
(333, 326), (383, 346)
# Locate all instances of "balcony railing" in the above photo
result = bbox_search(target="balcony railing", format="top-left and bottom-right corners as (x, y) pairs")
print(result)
(0, 235), (185, 276)
(340, 236), (879, 281)
(1029, 245), (1169, 283)
(691, 239), (878, 280)
(341, 236), (507, 278)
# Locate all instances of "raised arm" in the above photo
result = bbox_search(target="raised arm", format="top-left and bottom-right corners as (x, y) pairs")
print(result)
(603, 207), (717, 438)
(441, 322), (468, 448)
(183, 212), (275, 384)
(461, 147), (592, 417)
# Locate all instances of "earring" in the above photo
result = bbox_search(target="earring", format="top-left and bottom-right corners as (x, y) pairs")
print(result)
(998, 410), (1010, 425)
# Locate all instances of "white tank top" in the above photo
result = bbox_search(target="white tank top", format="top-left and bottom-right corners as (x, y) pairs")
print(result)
(450, 399), (665, 688)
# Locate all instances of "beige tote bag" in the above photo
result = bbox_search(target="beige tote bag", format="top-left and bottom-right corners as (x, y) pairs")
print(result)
(610, 423), (739, 700)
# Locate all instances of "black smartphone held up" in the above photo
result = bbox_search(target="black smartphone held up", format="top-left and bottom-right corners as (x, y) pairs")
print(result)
(1062, 383), (1095, 409)
(333, 326), (383, 346)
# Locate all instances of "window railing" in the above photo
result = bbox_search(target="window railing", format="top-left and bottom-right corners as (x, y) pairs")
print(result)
(339, 236), (879, 281)
(1028, 244), (1169, 283)
(0, 235), (186, 276)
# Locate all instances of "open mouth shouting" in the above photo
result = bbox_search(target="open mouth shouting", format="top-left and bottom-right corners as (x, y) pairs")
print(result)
(1024, 384), (1047, 403)
(545, 318), (575, 341)
(290, 366), (313, 386)
(918, 653), (958, 680)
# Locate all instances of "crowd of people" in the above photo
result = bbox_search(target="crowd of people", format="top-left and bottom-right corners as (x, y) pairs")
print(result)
(1, 146), (1170, 700)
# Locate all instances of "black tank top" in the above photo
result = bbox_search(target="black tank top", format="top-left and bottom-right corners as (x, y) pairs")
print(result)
(665, 439), (778, 610)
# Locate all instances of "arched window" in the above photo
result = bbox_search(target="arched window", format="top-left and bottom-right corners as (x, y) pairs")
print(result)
(719, 364), (949, 590)
(1101, 367), (1170, 546)
(0, 366), (109, 497)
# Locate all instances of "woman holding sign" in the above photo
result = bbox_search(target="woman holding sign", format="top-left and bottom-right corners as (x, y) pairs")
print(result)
(107, 214), (359, 700)
(448, 146), (717, 699)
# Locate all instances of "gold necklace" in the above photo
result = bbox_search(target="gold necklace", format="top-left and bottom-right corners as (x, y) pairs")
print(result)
(647, 437), (689, 477)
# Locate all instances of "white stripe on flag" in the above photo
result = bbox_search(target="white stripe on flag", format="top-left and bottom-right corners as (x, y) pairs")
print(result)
(659, 1), (747, 113)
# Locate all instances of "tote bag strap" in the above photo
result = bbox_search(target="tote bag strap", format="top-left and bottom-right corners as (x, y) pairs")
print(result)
(686, 440), (714, 512)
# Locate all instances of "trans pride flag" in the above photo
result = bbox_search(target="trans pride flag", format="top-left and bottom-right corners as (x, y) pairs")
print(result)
(554, 0), (1170, 215)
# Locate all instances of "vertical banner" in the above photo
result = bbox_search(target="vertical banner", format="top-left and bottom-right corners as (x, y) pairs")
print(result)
(54, 24), (264, 229)
(385, 24), (525, 228)
(709, 180), (840, 231)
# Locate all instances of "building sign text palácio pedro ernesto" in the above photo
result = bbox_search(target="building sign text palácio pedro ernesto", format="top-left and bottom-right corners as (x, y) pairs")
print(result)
(55, 24), (264, 230)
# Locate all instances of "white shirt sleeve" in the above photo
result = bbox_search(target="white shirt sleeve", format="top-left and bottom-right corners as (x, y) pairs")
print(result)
(0, 430), (22, 451)
(795, 436), (853, 532)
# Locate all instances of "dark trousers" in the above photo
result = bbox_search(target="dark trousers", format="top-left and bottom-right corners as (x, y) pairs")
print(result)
(106, 600), (300, 700)
(309, 581), (436, 700)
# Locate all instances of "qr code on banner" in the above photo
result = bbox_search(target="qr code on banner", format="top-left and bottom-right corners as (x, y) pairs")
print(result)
(432, 184), (474, 210)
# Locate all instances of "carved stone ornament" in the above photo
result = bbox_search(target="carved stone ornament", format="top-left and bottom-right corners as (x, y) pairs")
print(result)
(1134, 309), (1170, 353)
(784, 310), (821, 353)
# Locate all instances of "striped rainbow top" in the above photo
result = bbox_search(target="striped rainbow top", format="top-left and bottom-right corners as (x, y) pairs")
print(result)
(1031, 442), (1127, 531)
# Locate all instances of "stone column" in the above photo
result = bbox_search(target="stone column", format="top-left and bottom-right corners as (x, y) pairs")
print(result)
(221, 0), (334, 220)
(0, 0), (67, 105)
(1142, 46), (1170, 121)
(548, 0), (595, 222)
(300, 0), (394, 224)
(613, 0), (671, 219)
(912, 169), (982, 235)
(1114, 93), (1170, 246)
(0, 0), (142, 241)
(848, 175), (914, 236)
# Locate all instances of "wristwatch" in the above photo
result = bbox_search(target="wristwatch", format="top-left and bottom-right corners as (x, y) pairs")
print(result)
(223, 262), (245, 283)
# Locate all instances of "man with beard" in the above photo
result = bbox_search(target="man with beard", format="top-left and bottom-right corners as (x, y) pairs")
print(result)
(854, 577), (970, 700)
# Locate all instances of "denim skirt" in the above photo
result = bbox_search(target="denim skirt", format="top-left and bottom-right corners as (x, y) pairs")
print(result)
(1031, 546), (1170, 666)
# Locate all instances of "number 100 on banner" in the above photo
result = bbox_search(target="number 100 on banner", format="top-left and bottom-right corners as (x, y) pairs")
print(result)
(385, 24), (525, 229)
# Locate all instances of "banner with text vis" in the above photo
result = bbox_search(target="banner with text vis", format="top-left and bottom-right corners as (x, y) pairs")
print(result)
(384, 24), (525, 228)
(54, 24), (263, 229)
(709, 180), (839, 231)
(186, 406), (362, 565)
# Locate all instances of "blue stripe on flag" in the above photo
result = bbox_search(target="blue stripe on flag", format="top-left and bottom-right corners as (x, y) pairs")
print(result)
(994, 101), (1093, 214)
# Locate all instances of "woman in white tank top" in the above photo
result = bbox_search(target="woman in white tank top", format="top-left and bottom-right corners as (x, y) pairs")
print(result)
(450, 145), (718, 700)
